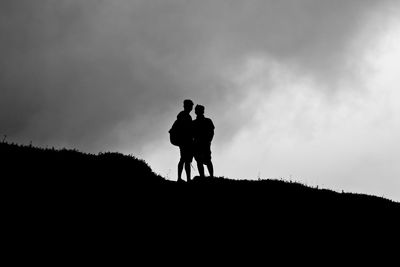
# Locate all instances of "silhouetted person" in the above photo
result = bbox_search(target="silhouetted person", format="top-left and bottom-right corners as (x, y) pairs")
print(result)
(193, 105), (214, 178)
(175, 99), (194, 182)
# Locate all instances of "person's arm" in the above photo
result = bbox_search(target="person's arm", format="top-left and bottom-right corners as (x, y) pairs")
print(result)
(209, 119), (215, 142)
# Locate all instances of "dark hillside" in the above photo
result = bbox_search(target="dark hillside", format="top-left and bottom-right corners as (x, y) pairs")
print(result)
(1, 141), (398, 218)
(0, 141), (168, 184)
(2, 140), (399, 257)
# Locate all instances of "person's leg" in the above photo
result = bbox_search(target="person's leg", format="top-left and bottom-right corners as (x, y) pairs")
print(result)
(206, 160), (214, 178)
(178, 146), (185, 182)
(185, 161), (192, 182)
(197, 161), (205, 177)
(178, 159), (184, 182)
(205, 144), (213, 177)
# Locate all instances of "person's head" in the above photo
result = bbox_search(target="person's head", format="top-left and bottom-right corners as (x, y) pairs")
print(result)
(183, 99), (194, 112)
(195, 104), (205, 116)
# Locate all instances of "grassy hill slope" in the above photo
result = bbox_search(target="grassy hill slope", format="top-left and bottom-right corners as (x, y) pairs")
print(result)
(1, 141), (398, 213)
(2, 140), (400, 256)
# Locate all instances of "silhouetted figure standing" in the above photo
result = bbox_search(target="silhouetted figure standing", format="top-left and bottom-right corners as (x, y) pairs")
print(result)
(175, 99), (194, 182)
(193, 105), (214, 178)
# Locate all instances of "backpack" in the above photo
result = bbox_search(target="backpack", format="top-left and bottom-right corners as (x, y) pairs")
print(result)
(168, 120), (182, 146)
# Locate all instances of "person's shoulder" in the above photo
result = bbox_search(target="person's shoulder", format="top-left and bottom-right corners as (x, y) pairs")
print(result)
(177, 111), (185, 119)
(206, 117), (215, 128)
(177, 111), (191, 121)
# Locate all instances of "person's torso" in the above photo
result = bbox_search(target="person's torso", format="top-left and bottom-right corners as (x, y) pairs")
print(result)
(177, 111), (193, 143)
(193, 117), (214, 143)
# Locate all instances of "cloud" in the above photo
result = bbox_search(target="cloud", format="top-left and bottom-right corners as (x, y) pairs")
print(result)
(0, 0), (399, 154)
(212, 15), (400, 201)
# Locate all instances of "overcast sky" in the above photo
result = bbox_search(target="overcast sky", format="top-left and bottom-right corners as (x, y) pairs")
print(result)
(1, 0), (399, 201)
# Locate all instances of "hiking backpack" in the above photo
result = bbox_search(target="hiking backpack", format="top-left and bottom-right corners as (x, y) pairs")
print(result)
(168, 120), (182, 146)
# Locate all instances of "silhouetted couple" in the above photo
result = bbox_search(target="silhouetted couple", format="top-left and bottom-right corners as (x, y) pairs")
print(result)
(170, 99), (214, 182)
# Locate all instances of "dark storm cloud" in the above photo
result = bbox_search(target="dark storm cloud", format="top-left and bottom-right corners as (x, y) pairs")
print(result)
(0, 0), (396, 152)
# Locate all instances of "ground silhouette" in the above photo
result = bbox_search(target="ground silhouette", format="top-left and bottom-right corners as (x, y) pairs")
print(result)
(2, 140), (399, 258)
(1, 141), (398, 211)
